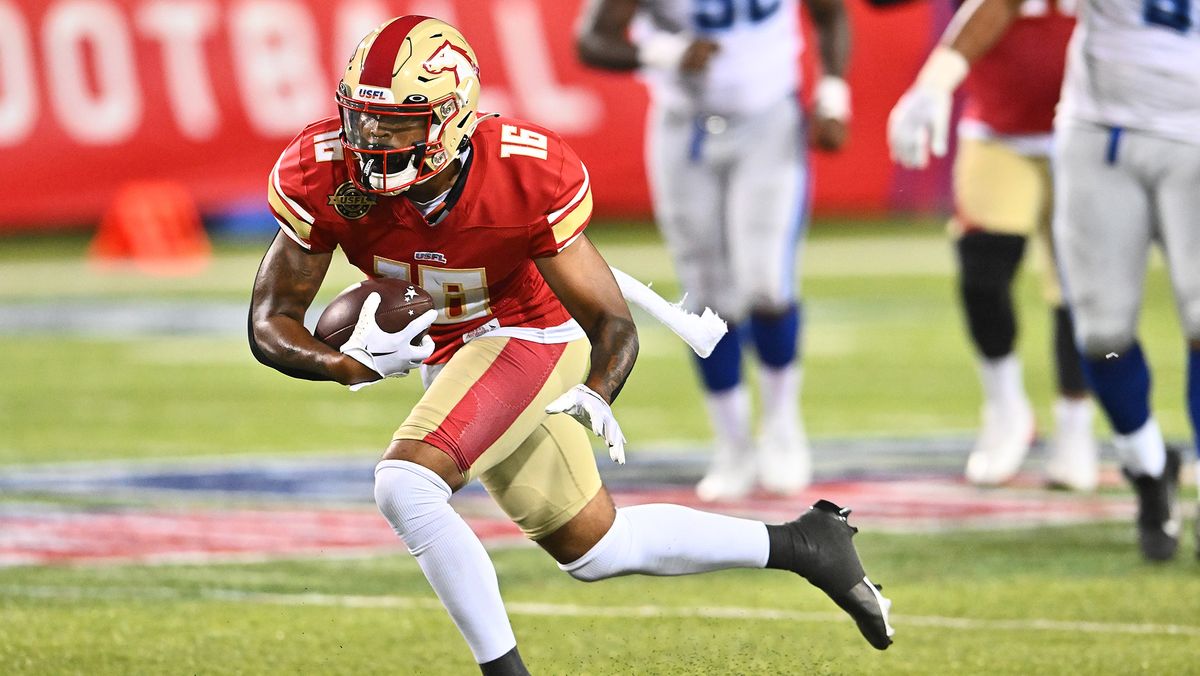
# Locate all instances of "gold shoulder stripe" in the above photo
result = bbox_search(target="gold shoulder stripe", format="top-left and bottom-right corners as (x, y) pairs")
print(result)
(274, 217), (312, 250)
(267, 178), (314, 242)
(551, 188), (592, 245)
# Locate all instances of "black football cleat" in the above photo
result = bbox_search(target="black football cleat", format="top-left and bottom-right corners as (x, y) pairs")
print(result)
(1121, 447), (1182, 562)
(767, 500), (894, 650)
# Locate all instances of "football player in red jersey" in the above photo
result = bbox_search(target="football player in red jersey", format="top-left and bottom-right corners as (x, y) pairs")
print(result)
(886, 0), (1098, 491)
(249, 17), (892, 674)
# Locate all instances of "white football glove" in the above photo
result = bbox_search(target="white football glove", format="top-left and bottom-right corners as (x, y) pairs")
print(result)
(887, 46), (969, 170)
(340, 292), (436, 391)
(545, 384), (627, 464)
(888, 86), (951, 169)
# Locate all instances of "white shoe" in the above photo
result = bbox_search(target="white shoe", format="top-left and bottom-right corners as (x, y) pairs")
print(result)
(696, 441), (757, 502)
(965, 398), (1035, 486)
(1044, 398), (1099, 492)
(757, 415), (812, 495)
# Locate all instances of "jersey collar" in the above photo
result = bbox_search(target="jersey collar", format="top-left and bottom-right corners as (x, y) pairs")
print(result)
(418, 143), (475, 226)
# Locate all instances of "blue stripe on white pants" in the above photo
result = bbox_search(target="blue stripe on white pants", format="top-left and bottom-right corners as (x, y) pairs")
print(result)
(779, 118), (811, 301)
(1105, 127), (1123, 165)
(726, 97), (807, 311)
(1190, 349), (1200, 460)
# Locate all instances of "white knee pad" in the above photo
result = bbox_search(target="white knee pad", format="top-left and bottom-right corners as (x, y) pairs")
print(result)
(742, 269), (796, 315)
(559, 510), (633, 583)
(1073, 318), (1136, 359)
(374, 459), (454, 555)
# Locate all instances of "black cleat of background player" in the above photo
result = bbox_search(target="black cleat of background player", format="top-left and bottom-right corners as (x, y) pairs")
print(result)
(1122, 447), (1182, 562)
(766, 500), (895, 649)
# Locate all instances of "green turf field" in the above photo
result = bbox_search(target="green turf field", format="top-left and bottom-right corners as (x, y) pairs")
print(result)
(2, 525), (1198, 675)
(1, 220), (1197, 674)
(0, 220), (1191, 461)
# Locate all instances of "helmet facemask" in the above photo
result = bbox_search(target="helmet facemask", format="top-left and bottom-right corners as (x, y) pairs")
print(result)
(337, 92), (461, 195)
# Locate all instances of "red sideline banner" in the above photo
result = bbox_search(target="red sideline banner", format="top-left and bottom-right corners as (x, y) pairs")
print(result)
(0, 0), (938, 231)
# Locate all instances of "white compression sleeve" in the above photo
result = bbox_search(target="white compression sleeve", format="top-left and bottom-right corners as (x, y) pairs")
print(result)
(560, 504), (769, 582)
(374, 460), (516, 664)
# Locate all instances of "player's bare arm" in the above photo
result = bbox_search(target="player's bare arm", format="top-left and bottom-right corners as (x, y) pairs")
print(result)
(576, 0), (719, 73)
(575, 0), (640, 69)
(249, 232), (377, 386)
(941, 0), (1025, 61)
(807, 0), (852, 150)
(808, 0), (850, 80)
(536, 236), (638, 403)
(888, 0), (1028, 167)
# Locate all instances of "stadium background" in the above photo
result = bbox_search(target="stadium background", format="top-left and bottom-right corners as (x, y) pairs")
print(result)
(2, 1), (1198, 674)
(0, 0), (953, 231)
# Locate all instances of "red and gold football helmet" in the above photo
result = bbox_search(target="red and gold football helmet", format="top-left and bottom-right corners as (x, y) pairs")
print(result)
(336, 16), (481, 195)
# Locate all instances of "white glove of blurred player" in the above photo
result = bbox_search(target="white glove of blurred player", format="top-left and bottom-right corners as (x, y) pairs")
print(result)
(545, 384), (627, 464)
(340, 292), (436, 390)
(887, 46), (969, 169)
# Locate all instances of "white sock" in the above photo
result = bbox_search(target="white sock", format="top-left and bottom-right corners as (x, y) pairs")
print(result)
(1112, 417), (1166, 477)
(979, 354), (1027, 405)
(559, 504), (769, 581)
(759, 363), (802, 426)
(705, 385), (753, 449)
(1054, 396), (1093, 433)
(374, 460), (515, 664)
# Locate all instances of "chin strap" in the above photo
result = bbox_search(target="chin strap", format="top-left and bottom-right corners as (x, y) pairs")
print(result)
(609, 266), (727, 358)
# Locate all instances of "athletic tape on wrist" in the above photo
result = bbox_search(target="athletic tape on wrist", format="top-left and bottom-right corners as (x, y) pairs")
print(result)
(916, 46), (969, 94)
(814, 76), (851, 121)
(637, 32), (691, 70)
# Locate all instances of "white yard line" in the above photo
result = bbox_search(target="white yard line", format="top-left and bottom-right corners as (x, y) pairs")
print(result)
(4, 585), (1198, 638)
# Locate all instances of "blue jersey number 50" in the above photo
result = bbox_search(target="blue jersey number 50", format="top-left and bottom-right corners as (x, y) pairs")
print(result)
(1144, 0), (1192, 31)
(694, 0), (783, 30)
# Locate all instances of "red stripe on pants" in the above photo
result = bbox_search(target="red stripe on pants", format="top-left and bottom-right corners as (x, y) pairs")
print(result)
(425, 340), (568, 471)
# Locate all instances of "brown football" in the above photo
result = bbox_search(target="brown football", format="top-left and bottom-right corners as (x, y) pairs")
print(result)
(314, 278), (436, 350)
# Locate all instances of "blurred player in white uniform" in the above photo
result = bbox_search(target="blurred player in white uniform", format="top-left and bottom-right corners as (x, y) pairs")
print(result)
(887, 0), (1100, 491)
(891, 0), (1200, 561)
(577, 0), (852, 500)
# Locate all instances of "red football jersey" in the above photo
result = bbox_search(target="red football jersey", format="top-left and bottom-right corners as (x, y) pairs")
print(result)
(267, 114), (593, 364)
(961, 1), (1074, 135)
